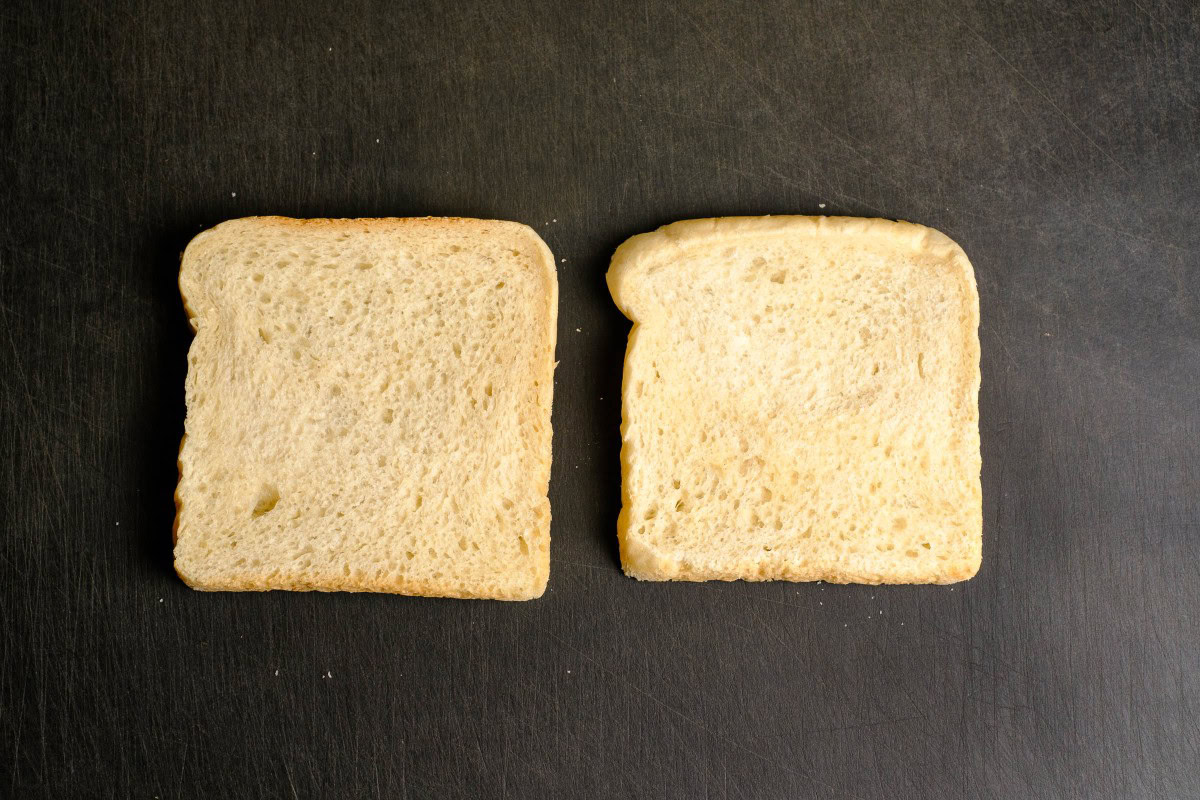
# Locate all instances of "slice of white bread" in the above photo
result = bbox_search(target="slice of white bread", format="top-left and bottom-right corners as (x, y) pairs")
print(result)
(607, 216), (981, 584)
(174, 217), (557, 599)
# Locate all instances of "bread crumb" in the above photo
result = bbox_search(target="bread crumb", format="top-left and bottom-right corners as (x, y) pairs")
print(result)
(158, 598), (163, 603)
(552, 218), (557, 223)
(274, 669), (279, 676)
(115, 521), (119, 526)
(560, 258), (566, 263)
(819, 203), (826, 208)
(231, 192), (236, 198)
(575, 328), (581, 333)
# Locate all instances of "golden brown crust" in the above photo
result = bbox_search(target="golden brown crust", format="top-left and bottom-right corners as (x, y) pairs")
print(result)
(174, 565), (544, 600)
(608, 215), (974, 321)
(171, 433), (185, 548)
(208, 215), (537, 234)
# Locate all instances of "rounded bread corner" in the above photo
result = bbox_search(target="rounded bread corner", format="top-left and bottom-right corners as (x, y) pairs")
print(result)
(173, 558), (208, 591)
(935, 550), (982, 584)
(618, 535), (676, 581)
(511, 225), (559, 296)
(515, 548), (552, 600)
(512, 574), (549, 601)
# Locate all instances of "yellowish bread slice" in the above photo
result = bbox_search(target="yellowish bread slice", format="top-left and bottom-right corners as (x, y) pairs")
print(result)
(607, 216), (981, 584)
(175, 217), (557, 599)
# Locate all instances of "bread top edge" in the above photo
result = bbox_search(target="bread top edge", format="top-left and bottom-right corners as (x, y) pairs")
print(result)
(181, 215), (553, 262)
(606, 215), (977, 323)
(192, 214), (544, 234)
(177, 215), (558, 332)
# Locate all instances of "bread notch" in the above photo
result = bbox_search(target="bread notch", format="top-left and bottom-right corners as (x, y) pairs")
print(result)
(175, 217), (557, 599)
(607, 216), (981, 584)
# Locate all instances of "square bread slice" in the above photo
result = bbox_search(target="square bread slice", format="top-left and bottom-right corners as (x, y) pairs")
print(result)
(174, 217), (557, 599)
(607, 216), (981, 584)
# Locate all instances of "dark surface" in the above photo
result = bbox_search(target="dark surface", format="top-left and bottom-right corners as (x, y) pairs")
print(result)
(2, 0), (1198, 797)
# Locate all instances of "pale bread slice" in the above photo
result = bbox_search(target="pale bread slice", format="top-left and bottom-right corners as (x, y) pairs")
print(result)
(174, 217), (557, 599)
(607, 216), (981, 584)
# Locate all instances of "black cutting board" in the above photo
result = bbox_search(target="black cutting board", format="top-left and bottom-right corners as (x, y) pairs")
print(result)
(3, 1), (1198, 797)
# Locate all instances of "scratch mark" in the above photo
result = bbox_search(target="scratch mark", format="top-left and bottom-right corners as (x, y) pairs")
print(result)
(283, 758), (299, 799)
(538, 628), (865, 799)
(1130, 0), (1167, 32)
(947, 9), (1132, 178)
(1054, 348), (1193, 414)
(554, 560), (610, 571)
(610, 98), (764, 137)
(662, 3), (783, 127)
(924, 621), (1033, 681)
(749, 594), (810, 612)
(801, 715), (930, 736)
(0, 302), (67, 508)
(662, 3), (940, 182)
(33, 255), (153, 306)
(720, 163), (787, 186)
(176, 742), (190, 797)
(55, 200), (99, 227)
(989, 329), (1020, 372)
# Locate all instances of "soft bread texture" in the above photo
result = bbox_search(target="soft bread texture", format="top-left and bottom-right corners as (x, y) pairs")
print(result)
(607, 216), (981, 584)
(175, 217), (557, 599)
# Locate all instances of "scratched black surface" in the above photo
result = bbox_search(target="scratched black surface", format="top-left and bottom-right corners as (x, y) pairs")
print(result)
(2, 1), (1199, 797)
